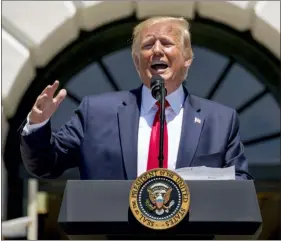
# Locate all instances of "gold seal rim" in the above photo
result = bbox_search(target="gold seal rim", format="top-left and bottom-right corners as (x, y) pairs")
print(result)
(129, 168), (190, 230)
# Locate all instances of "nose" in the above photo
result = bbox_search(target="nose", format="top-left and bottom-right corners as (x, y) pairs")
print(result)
(152, 40), (163, 55)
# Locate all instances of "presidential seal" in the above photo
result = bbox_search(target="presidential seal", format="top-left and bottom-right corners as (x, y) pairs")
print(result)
(129, 168), (190, 230)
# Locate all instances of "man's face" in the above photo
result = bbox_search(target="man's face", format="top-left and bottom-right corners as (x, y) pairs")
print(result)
(134, 21), (192, 95)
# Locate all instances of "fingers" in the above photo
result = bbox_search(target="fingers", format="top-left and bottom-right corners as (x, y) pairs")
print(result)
(33, 94), (46, 114)
(32, 105), (43, 115)
(37, 93), (48, 104)
(36, 93), (49, 110)
(54, 89), (67, 106)
(49, 80), (60, 97)
(41, 80), (59, 97)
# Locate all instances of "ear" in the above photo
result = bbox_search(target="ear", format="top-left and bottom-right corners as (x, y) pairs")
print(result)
(184, 58), (192, 68)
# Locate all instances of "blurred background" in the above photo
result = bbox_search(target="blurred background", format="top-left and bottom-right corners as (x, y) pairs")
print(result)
(1, 0), (280, 240)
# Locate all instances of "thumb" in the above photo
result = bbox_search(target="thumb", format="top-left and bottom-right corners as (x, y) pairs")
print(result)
(54, 89), (67, 107)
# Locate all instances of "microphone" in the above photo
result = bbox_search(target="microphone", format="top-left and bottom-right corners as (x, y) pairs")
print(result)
(150, 75), (167, 169)
(150, 75), (167, 100)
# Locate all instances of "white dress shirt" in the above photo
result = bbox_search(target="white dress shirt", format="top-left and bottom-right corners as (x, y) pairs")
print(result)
(137, 85), (184, 176)
(22, 85), (185, 177)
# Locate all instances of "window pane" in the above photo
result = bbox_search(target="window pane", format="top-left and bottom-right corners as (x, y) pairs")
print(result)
(185, 46), (229, 97)
(103, 48), (142, 90)
(51, 97), (79, 131)
(245, 139), (280, 164)
(212, 64), (264, 109)
(66, 62), (116, 98)
(239, 94), (280, 140)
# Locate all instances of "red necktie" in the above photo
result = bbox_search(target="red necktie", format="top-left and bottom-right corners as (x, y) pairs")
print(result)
(147, 101), (169, 170)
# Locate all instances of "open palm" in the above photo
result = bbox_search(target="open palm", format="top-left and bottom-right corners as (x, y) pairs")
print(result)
(29, 80), (67, 124)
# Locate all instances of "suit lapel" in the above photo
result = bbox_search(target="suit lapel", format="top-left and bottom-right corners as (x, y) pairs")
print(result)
(117, 86), (142, 180)
(176, 90), (205, 169)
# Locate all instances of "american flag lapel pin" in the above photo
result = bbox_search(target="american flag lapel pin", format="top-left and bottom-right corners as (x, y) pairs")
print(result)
(194, 117), (201, 124)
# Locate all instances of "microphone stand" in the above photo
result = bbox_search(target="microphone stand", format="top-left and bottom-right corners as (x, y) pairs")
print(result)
(158, 81), (166, 168)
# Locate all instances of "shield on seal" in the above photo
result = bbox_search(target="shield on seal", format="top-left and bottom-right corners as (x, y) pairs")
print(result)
(155, 195), (164, 209)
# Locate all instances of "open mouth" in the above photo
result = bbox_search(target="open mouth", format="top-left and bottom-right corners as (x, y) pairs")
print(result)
(151, 61), (169, 71)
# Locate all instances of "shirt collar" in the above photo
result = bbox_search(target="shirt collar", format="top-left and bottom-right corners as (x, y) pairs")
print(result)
(141, 84), (185, 115)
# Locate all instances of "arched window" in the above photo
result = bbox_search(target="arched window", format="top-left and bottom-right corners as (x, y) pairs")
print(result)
(4, 16), (280, 221)
(22, 17), (280, 171)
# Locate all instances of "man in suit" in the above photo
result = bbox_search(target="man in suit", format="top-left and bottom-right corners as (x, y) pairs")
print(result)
(20, 16), (252, 180)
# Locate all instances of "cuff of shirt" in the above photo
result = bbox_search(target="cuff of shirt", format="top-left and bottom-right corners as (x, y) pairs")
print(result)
(22, 113), (49, 136)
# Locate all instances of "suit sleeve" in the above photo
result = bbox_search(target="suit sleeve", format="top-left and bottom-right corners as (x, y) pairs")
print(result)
(20, 96), (89, 179)
(224, 110), (253, 180)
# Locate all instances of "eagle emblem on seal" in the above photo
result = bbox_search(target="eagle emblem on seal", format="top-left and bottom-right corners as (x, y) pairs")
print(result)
(145, 182), (175, 215)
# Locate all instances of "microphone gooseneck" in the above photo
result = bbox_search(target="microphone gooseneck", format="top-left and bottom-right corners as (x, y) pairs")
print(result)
(150, 75), (167, 168)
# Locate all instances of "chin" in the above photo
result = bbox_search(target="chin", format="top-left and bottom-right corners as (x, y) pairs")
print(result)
(144, 71), (173, 83)
(148, 70), (167, 78)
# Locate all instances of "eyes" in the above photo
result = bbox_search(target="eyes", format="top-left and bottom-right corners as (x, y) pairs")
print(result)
(141, 39), (174, 50)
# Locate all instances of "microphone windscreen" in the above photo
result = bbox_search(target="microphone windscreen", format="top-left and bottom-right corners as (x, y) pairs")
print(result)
(150, 75), (165, 100)
(150, 75), (164, 87)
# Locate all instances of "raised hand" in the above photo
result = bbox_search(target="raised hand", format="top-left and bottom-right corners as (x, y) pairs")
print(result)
(29, 80), (67, 124)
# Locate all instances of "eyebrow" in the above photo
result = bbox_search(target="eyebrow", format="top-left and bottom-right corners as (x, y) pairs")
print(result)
(142, 35), (155, 41)
(142, 35), (175, 43)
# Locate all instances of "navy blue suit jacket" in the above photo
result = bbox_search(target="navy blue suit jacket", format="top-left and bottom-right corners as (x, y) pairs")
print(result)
(20, 85), (252, 180)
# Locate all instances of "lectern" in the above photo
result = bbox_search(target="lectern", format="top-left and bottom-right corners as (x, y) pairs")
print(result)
(58, 180), (262, 240)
